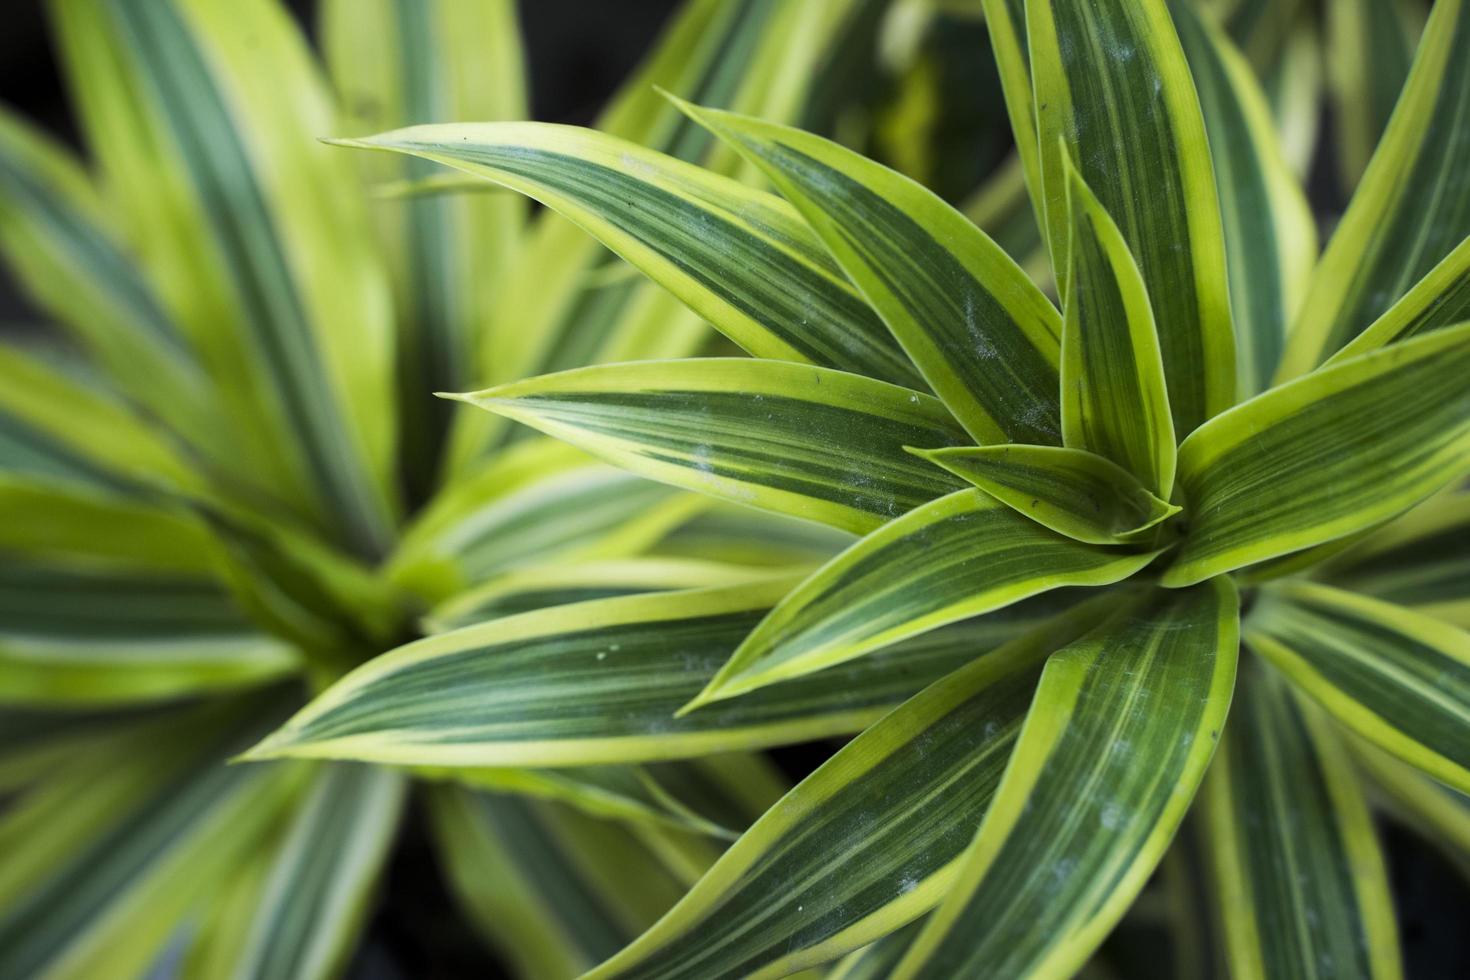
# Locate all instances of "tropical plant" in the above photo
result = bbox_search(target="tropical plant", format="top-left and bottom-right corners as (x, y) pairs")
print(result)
(0, 1), (875, 976)
(251, 0), (1470, 976)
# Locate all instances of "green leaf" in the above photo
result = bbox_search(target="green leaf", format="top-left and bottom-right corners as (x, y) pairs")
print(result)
(824, 921), (925, 980)
(1279, 0), (1470, 374)
(1027, 0), (1236, 436)
(1171, 0), (1318, 396)
(52, 0), (399, 556)
(891, 580), (1238, 979)
(674, 100), (1064, 446)
(648, 504), (853, 568)
(688, 489), (1159, 706)
(1315, 490), (1470, 628)
(1325, 0), (1418, 192)
(1248, 582), (1470, 794)
(336, 122), (922, 390)
(427, 786), (697, 979)
(1352, 736), (1470, 883)
(909, 444), (1178, 545)
(321, 0), (526, 488)
(0, 559), (299, 706)
(453, 359), (969, 536)
(1200, 659), (1401, 979)
(389, 439), (698, 602)
(1328, 236), (1470, 364)
(584, 600), (1112, 980)
(243, 579), (1078, 768)
(1164, 323), (1470, 586)
(0, 693), (304, 980)
(233, 764), (405, 980)
(978, 0), (1045, 241)
(1059, 155), (1176, 495)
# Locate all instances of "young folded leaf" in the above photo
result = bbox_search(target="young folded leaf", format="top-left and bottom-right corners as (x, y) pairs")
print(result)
(1280, 0), (1470, 375)
(585, 600), (1112, 980)
(332, 122), (921, 389)
(910, 444), (1178, 545)
(1200, 659), (1401, 980)
(1248, 582), (1470, 793)
(1027, 0), (1236, 436)
(451, 359), (970, 535)
(687, 489), (1159, 707)
(1059, 154), (1176, 497)
(893, 579), (1238, 979)
(1166, 323), (1470, 586)
(671, 98), (1064, 446)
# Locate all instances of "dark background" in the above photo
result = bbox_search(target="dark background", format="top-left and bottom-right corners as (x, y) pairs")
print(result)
(2, 1), (1467, 977)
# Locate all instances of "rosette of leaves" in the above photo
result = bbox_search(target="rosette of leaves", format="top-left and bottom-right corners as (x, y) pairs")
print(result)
(0, 1), (880, 977)
(258, 0), (1470, 976)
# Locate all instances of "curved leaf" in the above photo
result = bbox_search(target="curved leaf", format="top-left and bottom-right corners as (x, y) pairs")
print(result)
(1248, 582), (1470, 793)
(1325, 0), (1417, 191)
(1329, 236), (1470, 364)
(454, 359), (969, 535)
(1200, 659), (1401, 980)
(893, 580), (1238, 979)
(1028, 0), (1235, 436)
(1059, 155), (1175, 496)
(1165, 323), (1470, 586)
(1279, 0), (1470, 374)
(909, 444), (1178, 545)
(674, 100), (1063, 446)
(1353, 737), (1470, 882)
(688, 489), (1158, 706)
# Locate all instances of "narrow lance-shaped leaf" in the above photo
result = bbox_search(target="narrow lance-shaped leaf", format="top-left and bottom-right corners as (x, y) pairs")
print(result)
(452, 359), (970, 536)
(909, 444), (1178, 546)
(978, 0), (1045, 234)
(1315, 490), (1470, 629)
(1171, 0), (1318, 396)
(585, 599), (1115, 980)
(335, 122), (922, 389)
(1325, 0), (1417, 192)
(675, 99), (1064, 447)
(1059, 154), (1176, 496)
(1329, 236), (1470, 365)
(232, 764), (406, 980)
(892, 580), (1238, 979)
(1248, 582), (1470, 794)
(1028, 0), (1235, 436)
(1352, 737), (1470, 884)
(53, 0), (399, 556)
(243, 579), (1081, 768)
(1200, 658), (1402, 980)
(687, 489), (1159, 707)
(1279, 0), (1470, 374)
(1164, 323), (1470, 586)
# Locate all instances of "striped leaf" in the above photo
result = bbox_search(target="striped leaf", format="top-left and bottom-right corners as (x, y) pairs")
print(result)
(648, 504), (853, 569)
(1329, 236), (1470, 364)
(336, 122), (922, 389)
(688, 489), (1158, 707)
(1248, 582), (1470, 793)
(1200, 659), (1401, 980)
(1164, 323), (1470, 586)
(1353, 737), (1470, 882)
(958, 153), (1050, 291)
(321, 0), (526, 487)
(0, 558), (299, 706)
(674, 100), (1064, 446)
(1315, 490), (1470, 628)
(52, 0), (399, 556)
(1027, 0), (1236, 436)
(0, 111), (234, 466)
(1279, 0), (1470, 374)
(453, 359), (969, 536)
(978, 0), (1045, 242)
(823, 921), (925, 980)
(1325, 0), (1418, 192)
(232, 764), (405, 980)
(585, 600), (1113, 980)
(426, 558), (793, 632)
(444, 0), (864, 476)
(0, 692), (304, 980)
(389, 439), (697, 602)
(427, 785), (701, 979)
(892, 580), (1238, 979)
(908, 444), (1178, 546)
(1059, 155), (1176, 496)
(244, 579), (1079, 768)
(1171, 0), (1318, 396)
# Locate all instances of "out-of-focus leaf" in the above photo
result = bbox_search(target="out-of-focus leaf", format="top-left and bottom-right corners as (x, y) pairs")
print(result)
(1325, 0), (1417, 191)
(1353, 737), (1470, 883)
(648, 505), (853, 569)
